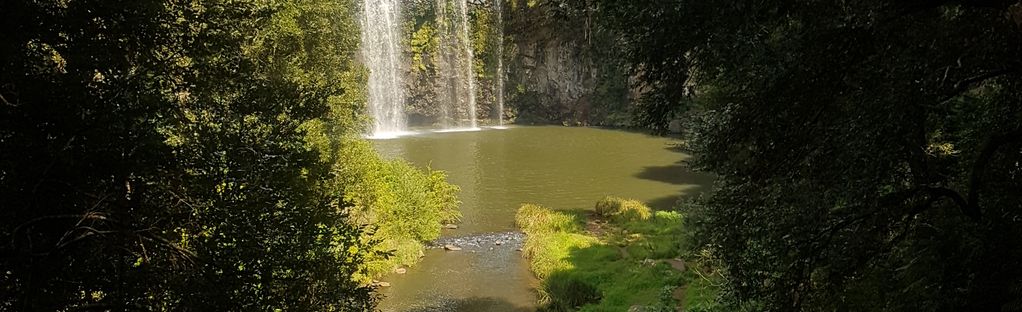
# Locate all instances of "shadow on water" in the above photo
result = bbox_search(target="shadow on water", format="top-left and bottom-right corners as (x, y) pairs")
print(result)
(635, 163), (707, 186)
(634, 144), (715, 210)
(645, 195), (685, 211)
(401, 297), (533, 312)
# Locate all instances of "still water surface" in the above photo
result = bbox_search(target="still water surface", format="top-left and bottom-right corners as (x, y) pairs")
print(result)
(373, 126), (712, 311)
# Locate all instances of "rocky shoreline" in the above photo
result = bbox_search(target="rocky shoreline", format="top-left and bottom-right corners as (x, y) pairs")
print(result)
(428, 231), (526, 252)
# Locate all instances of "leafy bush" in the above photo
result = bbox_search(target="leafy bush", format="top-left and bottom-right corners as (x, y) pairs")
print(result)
(0, 0), (381, 309)
(335, 139), (461, 280)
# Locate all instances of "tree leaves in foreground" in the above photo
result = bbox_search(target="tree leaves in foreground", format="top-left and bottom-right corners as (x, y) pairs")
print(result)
(1, 0), (378, 310)
(597, 0), (1022, 310)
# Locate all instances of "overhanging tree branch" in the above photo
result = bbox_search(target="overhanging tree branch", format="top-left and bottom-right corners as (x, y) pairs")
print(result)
(0, 92), (13, 106)
(940, 66), (1021, 102)
(895, 0), (1019, 17)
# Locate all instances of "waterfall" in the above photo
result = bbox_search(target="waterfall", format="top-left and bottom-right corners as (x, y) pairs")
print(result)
(457, 0), (479, 129)
(494, 0), (505, 126)
(362, 0), (407, 138)
(435, 0), (479, 130)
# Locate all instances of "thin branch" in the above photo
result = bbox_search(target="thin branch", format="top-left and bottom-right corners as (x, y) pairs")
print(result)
(918, 186), (972, 218)
(0, 92), (13, 107)
(939, 67), (1021, 103)
(139, 232), (198, 264)
(11, 213), (111, 240)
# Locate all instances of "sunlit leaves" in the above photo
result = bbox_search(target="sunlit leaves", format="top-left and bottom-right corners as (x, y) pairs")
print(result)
(1, 0), (377, 310)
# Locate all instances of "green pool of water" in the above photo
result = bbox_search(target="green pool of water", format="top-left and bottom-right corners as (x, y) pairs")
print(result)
(373, 126), (712, 311)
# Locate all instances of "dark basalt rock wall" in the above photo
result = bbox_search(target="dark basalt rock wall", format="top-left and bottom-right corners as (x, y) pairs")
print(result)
(503, 2), (633, 127)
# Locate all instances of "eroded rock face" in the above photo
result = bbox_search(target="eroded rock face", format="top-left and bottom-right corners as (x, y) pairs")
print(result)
(505, 4), (633, 127)
(516, 36), (590, 122)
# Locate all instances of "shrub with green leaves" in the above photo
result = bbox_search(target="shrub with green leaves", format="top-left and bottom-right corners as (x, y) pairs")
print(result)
(335, 139), (461, 280)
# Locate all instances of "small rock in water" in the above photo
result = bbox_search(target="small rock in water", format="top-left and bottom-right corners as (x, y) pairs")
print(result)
(373, 281), (391, 287)
(495, 241), (503, 246)
(444, 244), (462, 251)
(443, 224), (459, 230)
(394, 268), (407, 274)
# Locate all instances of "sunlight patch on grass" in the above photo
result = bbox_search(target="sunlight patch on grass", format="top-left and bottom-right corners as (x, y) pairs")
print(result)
(516, 201), (720, 311)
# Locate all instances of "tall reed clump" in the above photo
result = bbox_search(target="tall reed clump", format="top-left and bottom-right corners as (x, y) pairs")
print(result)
(515, 204), (595, 279)
(594, 196), (652, 222)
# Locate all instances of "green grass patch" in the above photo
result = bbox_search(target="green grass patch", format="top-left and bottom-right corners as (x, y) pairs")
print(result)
(681, 270), (722, 310)
(516, 201), (720, 311)
(517, 204), (596, 279)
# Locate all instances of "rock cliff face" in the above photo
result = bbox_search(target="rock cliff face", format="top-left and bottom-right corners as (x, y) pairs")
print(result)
(400, 1), (633, 127)
(504, 2), (632, 126)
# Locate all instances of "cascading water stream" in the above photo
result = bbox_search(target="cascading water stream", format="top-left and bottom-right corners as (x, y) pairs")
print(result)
(363, 0), (484, 136)
(435, 0), (480, 130)
(362, 0), (407, 138)
(495, 0), (505, 126)
(456, 0), (479, 129)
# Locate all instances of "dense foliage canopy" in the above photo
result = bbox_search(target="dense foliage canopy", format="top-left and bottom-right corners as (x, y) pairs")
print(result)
(590, 0), (1022, 310)
(0, 0), (460, 310)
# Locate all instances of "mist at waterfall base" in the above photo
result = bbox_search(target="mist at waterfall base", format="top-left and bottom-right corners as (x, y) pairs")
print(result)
(363, 0), (507, 140)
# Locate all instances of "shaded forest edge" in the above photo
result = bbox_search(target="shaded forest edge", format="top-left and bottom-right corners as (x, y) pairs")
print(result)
(582, 0), (1022, 310)
(514, 0), (1022, 310)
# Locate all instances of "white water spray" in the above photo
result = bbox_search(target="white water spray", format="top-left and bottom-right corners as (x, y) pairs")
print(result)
(362, 0), (407, 138)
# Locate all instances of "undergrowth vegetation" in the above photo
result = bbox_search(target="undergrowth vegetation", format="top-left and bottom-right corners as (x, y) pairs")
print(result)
(516, 199), (721, 311)
(334, 139), (462, 281)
